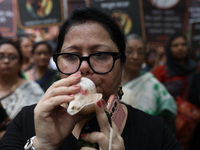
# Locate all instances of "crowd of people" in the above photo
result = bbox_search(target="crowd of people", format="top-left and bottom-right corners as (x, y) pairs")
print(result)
(0, 26), (60, 140)
(0, 6), (199, 150)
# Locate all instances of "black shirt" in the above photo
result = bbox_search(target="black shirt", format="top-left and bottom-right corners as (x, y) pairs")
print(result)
(0, 104), (182, 150)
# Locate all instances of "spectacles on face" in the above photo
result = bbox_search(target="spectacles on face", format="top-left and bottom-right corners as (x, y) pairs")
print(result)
(0, 55), (19, 62)
(53, 52), (121, 75)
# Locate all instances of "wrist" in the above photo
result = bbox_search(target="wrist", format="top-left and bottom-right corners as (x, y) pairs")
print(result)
(33, 136), (59, 150)
(24, 136), (58, 150)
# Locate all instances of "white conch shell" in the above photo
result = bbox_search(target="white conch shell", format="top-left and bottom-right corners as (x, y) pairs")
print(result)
(66, 77), (102, 115)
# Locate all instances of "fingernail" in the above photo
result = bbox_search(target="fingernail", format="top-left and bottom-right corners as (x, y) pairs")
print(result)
(73, 84), (79, 87)
(81, 134), (87, 138)
(101, 99), (106, 106)
(74, 71), (81, 77)
(68, 94), (74, 97)
(97, 100), (101, 108)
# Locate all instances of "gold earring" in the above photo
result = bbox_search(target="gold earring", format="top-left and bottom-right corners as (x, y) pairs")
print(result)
(118, 84), (124, 100)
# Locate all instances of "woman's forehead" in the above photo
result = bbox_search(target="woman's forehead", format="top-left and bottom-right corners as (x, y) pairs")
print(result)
(62, 23), (118, 51)
(0, 44), (17, 52)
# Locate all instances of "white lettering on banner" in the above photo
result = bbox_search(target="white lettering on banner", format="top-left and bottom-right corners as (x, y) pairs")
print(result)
(101, 1), (130, 10)
(164, 10), (174, 15)
(191, 13), (200, 18)
(148, 29), (162, 34)
(24, 18), (58, 26)
(163, 29), (175, 34)
(0, 16), (6, 23)
(189, 7), (200, 13)
(153, 16), (162, 21)
(148, 28), (175, 34)
(153, 22), (162, 27)
(0, 10), (13, 23)
(173, 23), (182, 28)
(0, 10), (13, 17)
(164, 16), (180, 21)
(152, 10), (162, 15)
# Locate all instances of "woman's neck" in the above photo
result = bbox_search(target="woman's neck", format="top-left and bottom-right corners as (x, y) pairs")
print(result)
(33, 66), (49, 80)
(122, 70), (140, 85)
(22, 58), (33, 71)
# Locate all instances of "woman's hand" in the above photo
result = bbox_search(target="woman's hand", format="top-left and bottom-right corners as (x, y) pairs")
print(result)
(80, 99), (125, 150)
(33, 71), (86, 150)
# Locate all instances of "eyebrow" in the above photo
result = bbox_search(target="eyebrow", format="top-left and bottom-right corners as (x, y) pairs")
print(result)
(62, 44), (112, 52)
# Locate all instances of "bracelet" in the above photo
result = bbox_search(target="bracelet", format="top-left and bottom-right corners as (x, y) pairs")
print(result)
(24, 136), (36, 150)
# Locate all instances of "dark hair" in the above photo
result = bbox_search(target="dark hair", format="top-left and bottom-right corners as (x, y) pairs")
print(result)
(17, 35), (32, 45)
(32, 41), (52, 54)
(126, 33), (147, 50)
(56, 7), (126, 64)
(0, 39), (23, 78)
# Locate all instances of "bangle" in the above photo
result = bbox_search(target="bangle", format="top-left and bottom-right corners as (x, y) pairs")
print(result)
(24, 136), (36, 150)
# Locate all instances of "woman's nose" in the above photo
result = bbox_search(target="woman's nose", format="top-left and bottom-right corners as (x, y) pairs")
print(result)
(79, 60), (94, 75)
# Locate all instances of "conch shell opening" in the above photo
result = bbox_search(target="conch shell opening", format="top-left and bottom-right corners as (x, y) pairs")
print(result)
(62, 77), (102, 115)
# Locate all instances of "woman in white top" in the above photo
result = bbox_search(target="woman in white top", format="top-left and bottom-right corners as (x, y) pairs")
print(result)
(122, 34), (177, 134)
(0, 39), (44, 120)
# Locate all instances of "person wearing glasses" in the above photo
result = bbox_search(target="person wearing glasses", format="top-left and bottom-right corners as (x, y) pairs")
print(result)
(0, 7), (182, 150)
(18, 35), (35, 72)
(25, 41), (60, 92)
(0, 39), (44, 120)
(121, 34), (177, 134)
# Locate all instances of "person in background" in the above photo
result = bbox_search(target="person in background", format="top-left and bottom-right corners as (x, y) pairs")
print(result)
(153, 32), (199, 100)
(0, 39), (44, 120)
(45, 26), (59, 53)
(122, 34), (177, 134)
(44, 26), (60, 70)
(153, 32), (200, 150)
(25, 41), (60, 92)
(0, 7), (182, 150)
(18, 35), (34, 72)
(142, 49), (158, 72)
(156, 45), (166, 65)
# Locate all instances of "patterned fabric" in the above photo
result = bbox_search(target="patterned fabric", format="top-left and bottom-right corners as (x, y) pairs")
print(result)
(153, 65), (200, 150)
(0, 81), (44, 119)
(153, 65), (200, 100)
(122, 72), (176, 116)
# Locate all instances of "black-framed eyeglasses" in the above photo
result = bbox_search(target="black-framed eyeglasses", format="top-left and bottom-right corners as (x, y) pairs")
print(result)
(53, 52), (121, 75)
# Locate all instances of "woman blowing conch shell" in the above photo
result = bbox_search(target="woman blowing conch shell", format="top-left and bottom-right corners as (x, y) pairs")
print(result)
(0, 7), (182, 150)
(61, 77), (102, 115)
